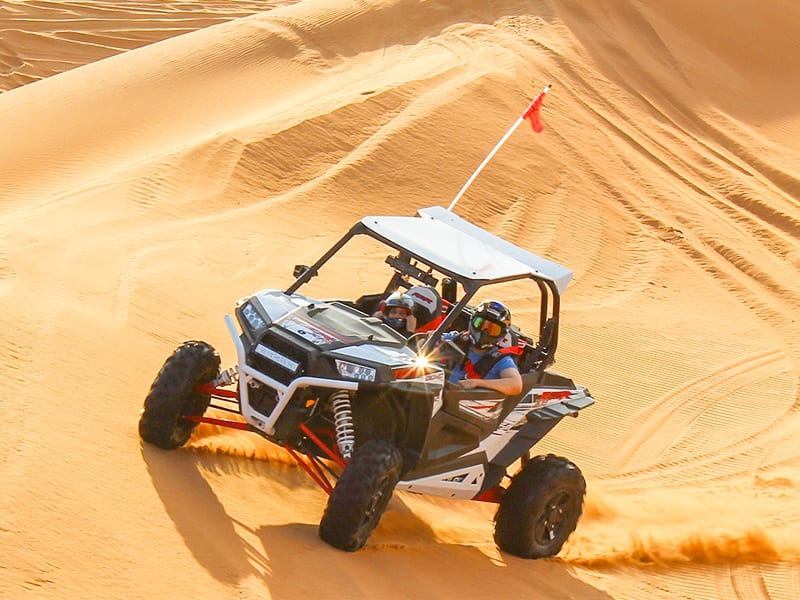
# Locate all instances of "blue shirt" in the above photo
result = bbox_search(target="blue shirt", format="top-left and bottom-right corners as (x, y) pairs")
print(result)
(442, 332), (517, 384)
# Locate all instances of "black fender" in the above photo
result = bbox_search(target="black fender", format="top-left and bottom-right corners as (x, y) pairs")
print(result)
(355, 381), (437, 475)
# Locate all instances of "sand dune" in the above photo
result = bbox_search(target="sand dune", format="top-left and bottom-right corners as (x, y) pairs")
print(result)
(2, 0), (799, 598)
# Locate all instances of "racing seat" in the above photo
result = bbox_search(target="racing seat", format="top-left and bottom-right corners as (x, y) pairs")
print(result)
(407, 285), (443, 331)
(517, 317), (556, 373)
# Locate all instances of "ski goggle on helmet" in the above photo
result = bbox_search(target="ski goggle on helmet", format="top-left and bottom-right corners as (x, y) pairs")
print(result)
(468, 300), (511, 348)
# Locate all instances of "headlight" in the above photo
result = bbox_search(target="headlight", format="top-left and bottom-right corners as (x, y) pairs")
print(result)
(335, 360), (376, 382)
(242, 301), (267, 331)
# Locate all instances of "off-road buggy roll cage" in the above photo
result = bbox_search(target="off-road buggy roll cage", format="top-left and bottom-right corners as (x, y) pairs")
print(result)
(286, 205), (572, 370)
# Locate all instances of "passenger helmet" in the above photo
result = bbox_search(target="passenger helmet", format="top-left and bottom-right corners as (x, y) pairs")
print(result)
(468, 300), (511, 348)
(384, 291), (414, 315)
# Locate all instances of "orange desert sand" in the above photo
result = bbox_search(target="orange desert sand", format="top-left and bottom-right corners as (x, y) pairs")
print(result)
(2, 1), (799, 598)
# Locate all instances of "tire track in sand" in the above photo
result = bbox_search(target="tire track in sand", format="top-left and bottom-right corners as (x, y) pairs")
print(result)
(614, 348), (793, 474)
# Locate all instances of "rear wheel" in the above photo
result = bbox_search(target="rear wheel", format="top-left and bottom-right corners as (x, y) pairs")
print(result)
(493, 454), (585, 558)
(319, 438), (402, 551)
(138, 341), (220, 449)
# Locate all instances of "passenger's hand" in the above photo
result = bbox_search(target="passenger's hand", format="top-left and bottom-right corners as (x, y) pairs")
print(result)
(457, 379), (480, 390)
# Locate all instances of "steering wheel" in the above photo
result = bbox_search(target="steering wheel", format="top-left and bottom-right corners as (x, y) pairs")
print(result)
(405, 332), (428, 353)
(424, 338), (465, 378)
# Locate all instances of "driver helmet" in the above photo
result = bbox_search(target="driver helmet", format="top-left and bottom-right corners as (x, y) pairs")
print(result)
(468, 300), (511, 348)
(383, 291), (415, 332)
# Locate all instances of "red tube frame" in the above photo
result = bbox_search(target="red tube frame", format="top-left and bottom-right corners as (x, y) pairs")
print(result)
(188, 384), (503, 502)
(186, 384), (347, 494)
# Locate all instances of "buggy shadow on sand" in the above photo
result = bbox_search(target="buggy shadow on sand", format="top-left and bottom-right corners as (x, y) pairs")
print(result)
(139, 206), (594, 557)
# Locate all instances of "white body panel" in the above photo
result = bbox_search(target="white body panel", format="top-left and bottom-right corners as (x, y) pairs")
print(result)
(396, 464), (486, 499)
(396, 386), (593, 499)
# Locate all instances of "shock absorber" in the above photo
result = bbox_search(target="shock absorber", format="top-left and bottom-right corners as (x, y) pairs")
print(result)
(212, 366), (238, 387)
(330, 390), (355, 460)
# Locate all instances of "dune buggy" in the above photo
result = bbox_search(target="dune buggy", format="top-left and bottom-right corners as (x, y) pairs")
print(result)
(138, 206), (594, 557)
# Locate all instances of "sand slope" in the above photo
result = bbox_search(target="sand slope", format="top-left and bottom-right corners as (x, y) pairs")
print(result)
(2, 1), (799, 598)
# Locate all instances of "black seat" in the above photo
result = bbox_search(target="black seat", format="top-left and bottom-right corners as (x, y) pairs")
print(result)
(518, 318), (556, 373)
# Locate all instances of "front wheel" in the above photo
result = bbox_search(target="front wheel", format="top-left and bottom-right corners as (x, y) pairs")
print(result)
(319, 438), (402, 552)
(138, 341), (220, 450)
(493, 454), (586, 558)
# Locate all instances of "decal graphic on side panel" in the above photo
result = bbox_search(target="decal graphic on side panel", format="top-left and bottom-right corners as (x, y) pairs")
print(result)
(459, 399), (504, 420)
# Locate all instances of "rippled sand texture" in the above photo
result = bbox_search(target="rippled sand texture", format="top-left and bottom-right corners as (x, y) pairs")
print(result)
(2, 1), (799, 598)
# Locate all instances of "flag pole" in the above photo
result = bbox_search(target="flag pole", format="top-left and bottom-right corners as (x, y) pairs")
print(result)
(447, 84), (551, 213)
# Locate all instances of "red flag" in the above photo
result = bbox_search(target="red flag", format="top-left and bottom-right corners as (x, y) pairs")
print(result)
(522, 89), (548, 133)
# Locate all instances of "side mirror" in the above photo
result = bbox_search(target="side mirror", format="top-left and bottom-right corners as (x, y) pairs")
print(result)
(293, 264), (310, 278)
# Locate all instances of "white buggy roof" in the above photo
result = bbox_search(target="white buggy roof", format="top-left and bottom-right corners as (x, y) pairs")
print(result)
(359, 206), (573, 294)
